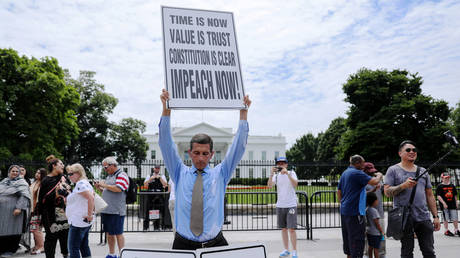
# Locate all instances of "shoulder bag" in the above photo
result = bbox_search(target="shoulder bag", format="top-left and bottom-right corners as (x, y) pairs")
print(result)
(386, 166), (420, 240)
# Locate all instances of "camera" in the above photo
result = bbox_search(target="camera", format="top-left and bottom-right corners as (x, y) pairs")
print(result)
(277, 166), (283, 172)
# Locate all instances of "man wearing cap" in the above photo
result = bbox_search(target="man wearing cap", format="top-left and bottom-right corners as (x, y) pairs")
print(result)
(436, 172), (459, 236)
(267, 157), (299, 258)
(143, 165), (167, 231)
(337, 155), (383, 258)
(363, 162), (386, 257)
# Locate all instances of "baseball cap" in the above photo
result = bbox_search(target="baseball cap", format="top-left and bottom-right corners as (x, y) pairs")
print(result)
(275, 157), (288, 163)
(441, 172), (450, 178)
(363, 162), (377, 173)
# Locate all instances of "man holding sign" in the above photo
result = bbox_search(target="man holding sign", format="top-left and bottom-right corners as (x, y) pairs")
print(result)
(159, 89), (251, 250)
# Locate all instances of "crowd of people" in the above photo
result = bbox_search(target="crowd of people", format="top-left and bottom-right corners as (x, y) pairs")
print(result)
(1, 90), (459, 258)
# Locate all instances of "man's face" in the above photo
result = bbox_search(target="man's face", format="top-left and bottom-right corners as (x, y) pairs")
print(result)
(154, 167), (160, 174)
(276, 161), (288, 168)
(189, 143), (214, 170)
(442, 176), (450, 184)
(399, 143), (417, 162)
(103, 162), (117, 174)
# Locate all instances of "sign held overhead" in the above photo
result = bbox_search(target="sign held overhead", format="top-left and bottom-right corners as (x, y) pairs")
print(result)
(162, 6), (245, 109)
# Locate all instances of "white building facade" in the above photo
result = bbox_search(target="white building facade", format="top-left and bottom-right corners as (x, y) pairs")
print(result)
(142, 122), (287, 179)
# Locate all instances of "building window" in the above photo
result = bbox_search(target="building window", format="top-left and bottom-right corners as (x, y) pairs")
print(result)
(261, 151), (266, 160)
(275, 151), (279, 159)
(184, 151), (189, 160)
(151, 150), (156, 160)
(249, 151), (253, 160)
(235, 168), (240, 178)
(262, 168), (267, 178)
(249, 168), (254, 178)
(215, 151), (221, 161)
(123, 167), (128, 173)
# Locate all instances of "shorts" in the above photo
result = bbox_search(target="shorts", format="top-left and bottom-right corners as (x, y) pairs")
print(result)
(442, 209), (458, 222)
(101, 213), (125, 235)
(277, 207), (297, 229)
(367, 234), (381, 249)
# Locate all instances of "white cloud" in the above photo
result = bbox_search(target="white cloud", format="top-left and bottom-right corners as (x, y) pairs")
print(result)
(1, 0), (459, 147)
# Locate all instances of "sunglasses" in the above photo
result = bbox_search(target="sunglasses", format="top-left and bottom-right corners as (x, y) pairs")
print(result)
(405, 148), (417, 153)
(68, 172), (75, 176)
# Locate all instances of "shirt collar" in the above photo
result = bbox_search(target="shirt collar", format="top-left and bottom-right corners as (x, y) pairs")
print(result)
(191, 165), (210, 174)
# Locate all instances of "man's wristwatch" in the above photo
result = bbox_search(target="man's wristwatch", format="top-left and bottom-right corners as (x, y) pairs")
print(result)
(433, 215), (439, 219)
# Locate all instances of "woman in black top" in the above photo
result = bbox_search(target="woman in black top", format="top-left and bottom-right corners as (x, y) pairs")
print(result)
(37, 155), (71, 258)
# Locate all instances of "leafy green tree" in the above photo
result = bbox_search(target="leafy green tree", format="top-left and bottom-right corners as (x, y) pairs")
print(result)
(286, 133), (320, 179)
(109, 118), (149, 178)
(63, 70), (118, 165)
(0, 48), (80, 161)
(339, 68), (450, 166)
(316, 117), (347, 161)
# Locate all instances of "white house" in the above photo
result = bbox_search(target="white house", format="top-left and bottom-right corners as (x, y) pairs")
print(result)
(142, 122), (287, 179)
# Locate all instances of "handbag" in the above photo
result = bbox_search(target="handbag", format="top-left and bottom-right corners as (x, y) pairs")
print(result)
(386, 166), (420, 240)
(94, 193), (108, 213)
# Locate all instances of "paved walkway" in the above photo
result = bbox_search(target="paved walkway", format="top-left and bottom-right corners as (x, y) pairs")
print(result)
(10, 228), (460, 258)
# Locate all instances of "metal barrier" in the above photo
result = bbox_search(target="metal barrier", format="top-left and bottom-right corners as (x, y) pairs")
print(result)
(93, 191), (312, 241)
(309, 190), (340, 239)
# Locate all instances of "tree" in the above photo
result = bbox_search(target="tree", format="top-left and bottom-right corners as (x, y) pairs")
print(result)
(0, 48), (80, 161)
(286, 133), (320, 179)
(63, 70), (118, 165)
(339, 68), (450, 166)
(316, 117), (347, 161)
(109, 118), (149, 178)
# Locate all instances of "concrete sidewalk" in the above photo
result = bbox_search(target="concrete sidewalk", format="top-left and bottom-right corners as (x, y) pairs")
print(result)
(11, 228), (460, 258)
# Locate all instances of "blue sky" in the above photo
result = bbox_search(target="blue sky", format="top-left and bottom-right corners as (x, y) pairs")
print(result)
(1, 0), (459, 147)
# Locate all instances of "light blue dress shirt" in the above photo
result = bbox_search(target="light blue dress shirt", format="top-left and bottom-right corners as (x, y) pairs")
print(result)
(159, 116), (249, 242)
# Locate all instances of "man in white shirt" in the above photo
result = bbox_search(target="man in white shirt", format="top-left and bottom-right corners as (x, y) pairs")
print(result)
(267, 157), (299, 258)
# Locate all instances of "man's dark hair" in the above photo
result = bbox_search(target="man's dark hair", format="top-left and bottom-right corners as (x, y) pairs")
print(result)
(190, 133), (213, 152)
(399, 140), (416, 151)
(366, 192), (378, 207)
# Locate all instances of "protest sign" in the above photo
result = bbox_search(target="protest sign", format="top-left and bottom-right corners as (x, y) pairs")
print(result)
(162, 6), (245, 109)
(120, 243), (266, 258)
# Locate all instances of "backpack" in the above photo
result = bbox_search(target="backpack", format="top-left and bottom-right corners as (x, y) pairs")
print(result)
(125, 177), (138, 204)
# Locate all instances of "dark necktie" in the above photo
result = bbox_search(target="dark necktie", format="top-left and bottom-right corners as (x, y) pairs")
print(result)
(190, 170), (203, 236)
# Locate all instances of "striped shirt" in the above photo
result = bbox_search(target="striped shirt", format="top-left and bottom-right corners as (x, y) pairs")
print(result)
(116, 172), (129, 191)
(101, 169), (128, 216)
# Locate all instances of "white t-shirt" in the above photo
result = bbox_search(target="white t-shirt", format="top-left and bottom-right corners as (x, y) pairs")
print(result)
(272, 170), (298, 208)
(66, 179), (95, 227)
(168, 178), (175, 201)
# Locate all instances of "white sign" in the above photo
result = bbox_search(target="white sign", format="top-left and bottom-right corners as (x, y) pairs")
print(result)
(120, 243), (266, 258)
(120, 249), (196, 258)
(149, 209), (160, 220)
(162, 6), (245, 109)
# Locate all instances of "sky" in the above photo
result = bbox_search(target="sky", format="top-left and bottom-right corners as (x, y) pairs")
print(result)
(1, 0), (459, 147)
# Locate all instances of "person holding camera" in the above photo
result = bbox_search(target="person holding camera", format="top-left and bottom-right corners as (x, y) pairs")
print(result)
(384, 140), (440, 258)
(143, 165), (167, 231)
(267, 157), (299, 258)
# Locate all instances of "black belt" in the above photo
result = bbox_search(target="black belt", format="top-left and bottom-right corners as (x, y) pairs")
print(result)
(174, 231), (224, 249)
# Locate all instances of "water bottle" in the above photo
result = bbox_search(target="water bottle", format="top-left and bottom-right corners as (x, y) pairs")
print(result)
(381, 234), (385, 241)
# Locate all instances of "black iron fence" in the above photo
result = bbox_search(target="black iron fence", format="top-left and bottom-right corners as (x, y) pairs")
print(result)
(92, 191), (312, 241)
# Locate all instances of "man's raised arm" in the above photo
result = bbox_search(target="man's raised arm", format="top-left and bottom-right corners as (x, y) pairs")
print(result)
(159, 89), (182, 183)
